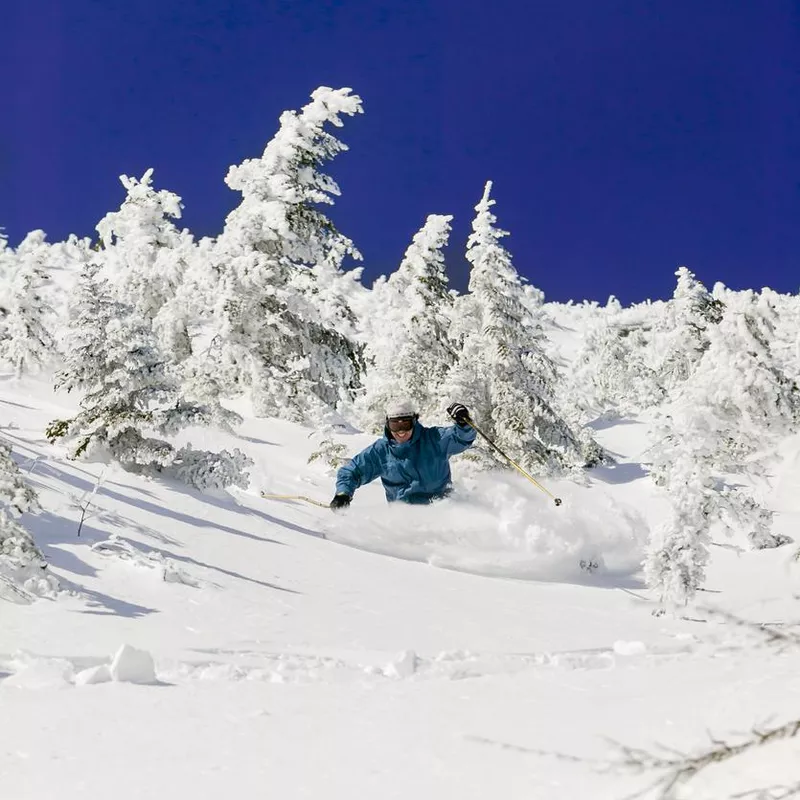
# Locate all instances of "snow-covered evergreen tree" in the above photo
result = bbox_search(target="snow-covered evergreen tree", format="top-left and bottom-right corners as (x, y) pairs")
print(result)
(47, 263), (251, 488)
(0, 438), (57, 597)
(209, 86), (364, 422)
(307, 425), (350, 474)
(445, 182), (590, 473)
(47, 263), (183, 465)
(359, 214), (456, 427)
(171, 445), (253, 491)
(0, 232), (14, 342)
(45, 233), (93, 347)
(652, 266), (723, 390)
(95, 169), (198, 363)
(45, 267), (191, 459)
(760, 288), (800, 387)
(700, 291), (799, 460)
(0, 230), (56, 376)
(646, 290), (800, 608)
(644, 436), (712, 612)
(95, 172), (238, 431)
(565, 310), (664, 422)
(0, 439), (38, 517)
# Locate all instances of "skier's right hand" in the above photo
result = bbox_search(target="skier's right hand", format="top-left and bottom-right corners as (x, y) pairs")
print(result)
(329, 493), (351, 512)
(447, 402), (471, 426)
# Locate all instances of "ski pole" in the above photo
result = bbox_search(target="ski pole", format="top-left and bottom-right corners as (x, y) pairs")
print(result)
(464, 416), (562, 507)
(260, 492), (331, 509)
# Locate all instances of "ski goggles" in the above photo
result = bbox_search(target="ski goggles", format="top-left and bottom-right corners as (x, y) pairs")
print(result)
(387, 416), (415, 433)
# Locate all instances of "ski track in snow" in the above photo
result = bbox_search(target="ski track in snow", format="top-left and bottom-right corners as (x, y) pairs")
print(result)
(309, 472), (652, 586)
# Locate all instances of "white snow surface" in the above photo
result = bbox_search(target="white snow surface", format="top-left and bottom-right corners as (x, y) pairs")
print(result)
(2, 373), (799, 799)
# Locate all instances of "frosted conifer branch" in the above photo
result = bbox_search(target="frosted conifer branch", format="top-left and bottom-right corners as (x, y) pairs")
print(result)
(698, 606), (800, 649)
(609, 720), (800, 800)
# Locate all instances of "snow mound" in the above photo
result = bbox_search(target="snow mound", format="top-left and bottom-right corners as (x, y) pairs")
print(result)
(0, 562), (60, 603)
(384, 650), (418, 679)
(613, 640), (648, 656)
(109, 644), (157, 684)
(1, 647), (158, 687)
(75, 664), (113, 686)
(3, 654), (74, 689)
(91, 534), (203, 587)
(322, 472), (648, 583)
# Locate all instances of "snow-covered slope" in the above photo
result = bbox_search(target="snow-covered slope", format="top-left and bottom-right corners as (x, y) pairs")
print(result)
(2, 374), (799, 800)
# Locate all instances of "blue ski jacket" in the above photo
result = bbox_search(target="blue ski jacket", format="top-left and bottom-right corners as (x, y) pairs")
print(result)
(335, 421), (477, 504)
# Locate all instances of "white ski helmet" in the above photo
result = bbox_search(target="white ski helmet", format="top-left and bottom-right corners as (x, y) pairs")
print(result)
(385, 400), (416, 420)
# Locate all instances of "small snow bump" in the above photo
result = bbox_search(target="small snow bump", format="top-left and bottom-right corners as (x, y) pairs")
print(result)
(612, 640), (647, 656)
(4, 658), (74, 689)
(384, 649), (418, 679)
(75, 664), (113, 686)
(109, 644), (157, 684)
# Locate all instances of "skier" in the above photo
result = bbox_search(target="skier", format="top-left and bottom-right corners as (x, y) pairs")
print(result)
(329, 402), (476, 510)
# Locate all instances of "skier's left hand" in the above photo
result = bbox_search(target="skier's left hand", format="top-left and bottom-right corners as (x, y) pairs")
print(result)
(447, 403), (471, 426)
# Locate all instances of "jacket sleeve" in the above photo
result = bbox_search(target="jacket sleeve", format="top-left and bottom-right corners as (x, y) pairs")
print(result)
(335, 441), (384, 497)
(437, 423), (477, 458)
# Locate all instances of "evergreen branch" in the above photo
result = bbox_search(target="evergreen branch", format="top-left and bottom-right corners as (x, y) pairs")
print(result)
(699, 606), (800, 649)
(609, 720), (800, 799)
(732, 782), (800, 799)
(0, 572), (35, 604)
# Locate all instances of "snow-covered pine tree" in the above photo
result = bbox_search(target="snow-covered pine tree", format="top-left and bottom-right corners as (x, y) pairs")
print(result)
(0, 230), (56, 377)
(700, 290), (799, 462)
(445, 182), (589, 473)
(0, 439), (38, 517)
(645, 435), (712, 612)
(47, 262), (252, 487)
(209, 87), (364, 422)
(46, 264), (199, 461)
(761, 288), (800, 388)
(44, 233), (93, 350)
(653, 266), (723, 390)
(0, 232), (14, 342)
(0, 438), (57, 597)
(565, 304), (664, 423)
(171, 445), (253, 491)
(95, 169), (199, 362)
(307, 423), (350, 474)
(96, 170), (184, 314)
(359, 214), (457, 427)
(95, 170), (238, 431)
(645, 290), (800, 608)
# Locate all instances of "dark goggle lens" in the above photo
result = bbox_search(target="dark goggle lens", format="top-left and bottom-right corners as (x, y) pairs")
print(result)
(388, 416), (414, 432)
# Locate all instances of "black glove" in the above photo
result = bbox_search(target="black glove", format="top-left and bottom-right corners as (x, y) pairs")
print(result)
(329, 493), (351, 511)
(447, 402), (471, 426)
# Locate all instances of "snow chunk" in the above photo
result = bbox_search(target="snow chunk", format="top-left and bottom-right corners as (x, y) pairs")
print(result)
(612, 640), (648, 656)
(384, 650), (418, 679)
(110, 644), (157, 684)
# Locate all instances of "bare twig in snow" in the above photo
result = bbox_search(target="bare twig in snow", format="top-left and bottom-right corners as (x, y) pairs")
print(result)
(71, 467), (107, 537)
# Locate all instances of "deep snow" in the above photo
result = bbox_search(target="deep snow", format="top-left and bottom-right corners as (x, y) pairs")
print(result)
(1, 372), (799, 800)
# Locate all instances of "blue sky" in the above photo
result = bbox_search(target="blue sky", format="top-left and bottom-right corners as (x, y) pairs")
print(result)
(3, 0), (798, 303)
